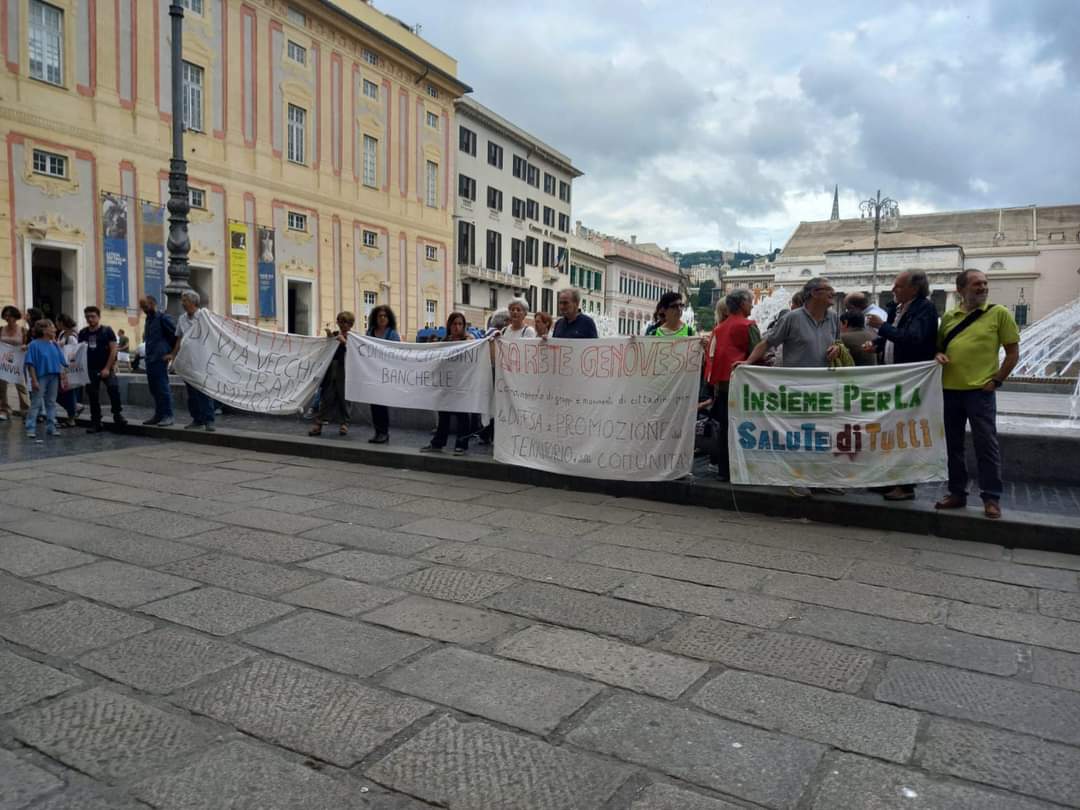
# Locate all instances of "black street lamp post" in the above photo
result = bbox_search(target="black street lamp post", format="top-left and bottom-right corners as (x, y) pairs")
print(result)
(163, 2), (192, 319)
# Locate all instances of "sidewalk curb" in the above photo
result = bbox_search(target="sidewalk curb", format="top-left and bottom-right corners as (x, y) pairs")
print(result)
(97, 421), (1080, 554)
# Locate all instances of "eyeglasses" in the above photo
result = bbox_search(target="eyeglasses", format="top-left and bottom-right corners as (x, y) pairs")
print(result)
(668, 302), (685, 309)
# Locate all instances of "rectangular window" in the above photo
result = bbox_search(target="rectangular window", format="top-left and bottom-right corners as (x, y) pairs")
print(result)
(426, 161), (438, 207)
(487, 141), (503, 169)
(543, 206), (555, 227)
(182, 61), (204, 132)
(362, 48), (378, 66)
(526, 164), (540, 187)
(527, 286), (537, 313)
(362, 79), (379, 100)
(189, 187), (206, 209)
(458, 174), (476, 202)
(543, 242), (554, 267)
(512, 155), (526, 180)
(29, 0), (65, 86)
(559, 180), (571, 203)
(426, 111), (439, 129)
(489, 288), (498, 310)
(459, 126), (477, 156)
(525, 236), (538, 266)
(31, 148), (66, 178)
(425, 245), (438, 261)
(570, 266), (577, 286)
(182, 0), (203, 13)
(526, 199), (538, 221)
(542, 288), (553, 315)
(287, 103), (306, 163)
(511, 197), (525, 219)
(286, 6), (306, 26)
(287, 211), (307, 231)
(485, 230), (502, 272)
(487, 186), (503, 211)
(595, 271), (602, 291)
(287, 40), (306, 64)
(363, 290), (377, 328)
(362, 229), (378, 248)
(362, 135), (378, 187)
(461, 282), (471, 306)
(426, 84), (439, 99)
(558, 213), (570, 233)
(544, 173), (556, 195)
(511, 238), (524, 275)
(425, 299), (437, 327)
(457, 220), (475, 265)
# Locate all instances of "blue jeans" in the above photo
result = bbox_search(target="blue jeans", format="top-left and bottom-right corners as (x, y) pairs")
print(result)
(944, 389), (1002, 502)
(145, 360), (174, 420)
(185, 383), (215, 425)
(26, 373), (59, 435)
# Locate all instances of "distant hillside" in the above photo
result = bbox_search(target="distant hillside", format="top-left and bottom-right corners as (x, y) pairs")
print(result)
(677, 250), (757, 269)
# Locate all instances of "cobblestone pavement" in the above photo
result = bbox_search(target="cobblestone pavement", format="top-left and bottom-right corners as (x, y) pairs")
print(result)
(2, 443), (1080, 809)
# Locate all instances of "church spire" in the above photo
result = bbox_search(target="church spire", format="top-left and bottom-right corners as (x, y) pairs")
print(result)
(830, 184), (840, 221)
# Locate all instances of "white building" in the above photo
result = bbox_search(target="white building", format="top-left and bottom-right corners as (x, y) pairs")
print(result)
(452, 97), (582, 325)
(564, 234), (607, 317)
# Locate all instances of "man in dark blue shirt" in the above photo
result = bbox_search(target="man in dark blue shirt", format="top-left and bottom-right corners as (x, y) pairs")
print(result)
(139, 295), (176, 426)
(552, 290), (598, 339)
(78, 306), (127, 432)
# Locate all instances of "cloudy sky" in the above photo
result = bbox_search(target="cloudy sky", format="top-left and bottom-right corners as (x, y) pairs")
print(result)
(383, 0), (1078, 253)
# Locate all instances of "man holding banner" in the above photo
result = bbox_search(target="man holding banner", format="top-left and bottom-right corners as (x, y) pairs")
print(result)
(169, 291), (216, 432)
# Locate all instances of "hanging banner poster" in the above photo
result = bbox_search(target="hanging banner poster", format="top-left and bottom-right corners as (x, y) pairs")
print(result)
(257, 227), (276, 319)
(172, 309), (337, 414)
(729, 361), (947, 487)
(140, 203), (166, 305)
(493, 337), (703, 481)
(62, 343), (89, 388)
(0, 344), (24, 385)
(228, 222), (250, 317)
(345, 334), (493, 417)
(102, 195), (129, 308)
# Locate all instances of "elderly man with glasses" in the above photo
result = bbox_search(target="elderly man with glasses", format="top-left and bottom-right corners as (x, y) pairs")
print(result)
(737, 277), (841, 369)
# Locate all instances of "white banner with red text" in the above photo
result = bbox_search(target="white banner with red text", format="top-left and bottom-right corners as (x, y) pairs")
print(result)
(345, 334), (493, 417)
(0, 344), (25, 385)
(63, 343), (89, 387)
(729, 361), (947, 487)
(493, 337), (703, 481)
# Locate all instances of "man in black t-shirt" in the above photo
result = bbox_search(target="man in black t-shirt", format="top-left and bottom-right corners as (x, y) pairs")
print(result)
(78, 306), (127, 432)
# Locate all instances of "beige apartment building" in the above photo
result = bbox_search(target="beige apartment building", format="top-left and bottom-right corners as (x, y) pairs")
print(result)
(452, 96), (581, 326)
(1, 0), (469, 339)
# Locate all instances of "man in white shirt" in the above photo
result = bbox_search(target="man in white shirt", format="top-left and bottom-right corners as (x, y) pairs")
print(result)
(166, 290), (215, 432)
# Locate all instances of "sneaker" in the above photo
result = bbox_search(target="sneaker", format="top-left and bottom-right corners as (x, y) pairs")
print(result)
(113, 416), (128, 427)
(204, 424), (216, 432)
(46, 429), (60, 437)
(86, 424), (104, 434)
(184, 422), (205, 430)
(157, 418), (174, 427)
(419, 445), (443, 453)
(369, 433), (389, 444)
(0, 413), (8, 421)
(25, 432), (36, 439)
(453, 447), (466, 456)
(142, 417), (162, 425)
(788, 486), (812, 498)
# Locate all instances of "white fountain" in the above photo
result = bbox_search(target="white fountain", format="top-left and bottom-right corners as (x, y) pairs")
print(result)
(595, 313), (619, 338)
(1011, 298), (1080, 419)
(750, 286), (791, 330)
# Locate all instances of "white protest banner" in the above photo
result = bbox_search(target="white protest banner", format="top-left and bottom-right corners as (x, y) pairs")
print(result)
(345, 334), (493, 417)
(493, 337), (703, 481)
(729, 360), (947, 487)
(63, 343), (89, 387)
(172, 310), (338, 415)
(0, 344), (24, 385)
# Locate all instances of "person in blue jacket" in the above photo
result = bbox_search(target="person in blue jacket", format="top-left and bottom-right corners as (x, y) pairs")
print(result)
(23, 319), (68, 439)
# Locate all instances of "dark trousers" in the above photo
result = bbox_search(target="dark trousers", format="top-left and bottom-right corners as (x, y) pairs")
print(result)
(57, 386), (78, 419)
(432, 411), (472, 450)
(86, 370), (123, 425)
(944, 389), (1002, 502)
(185, 383), (215, 425)
(145, 360), (173, 419)
(370, 404), (390, 435)
(708, 382), (730, 475)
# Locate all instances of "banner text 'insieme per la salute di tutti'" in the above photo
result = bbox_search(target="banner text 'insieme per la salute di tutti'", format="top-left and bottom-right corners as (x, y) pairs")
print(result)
(729, 360), (947, 488)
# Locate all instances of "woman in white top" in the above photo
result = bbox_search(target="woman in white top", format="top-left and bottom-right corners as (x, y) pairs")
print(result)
(503, 298), (536, 339)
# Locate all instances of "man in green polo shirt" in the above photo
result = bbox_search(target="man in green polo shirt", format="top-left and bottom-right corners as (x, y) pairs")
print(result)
(934, 269), (1019, 519)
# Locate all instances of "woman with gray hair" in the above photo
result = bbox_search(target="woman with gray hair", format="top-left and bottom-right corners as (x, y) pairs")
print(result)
(503, 298), (536, 339)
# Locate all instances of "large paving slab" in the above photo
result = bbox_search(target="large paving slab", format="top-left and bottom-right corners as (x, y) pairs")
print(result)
(138, 587), (294, 636)
(946, 601), (1080, 653)
(0, 534), (96, 576)
(174, 657), (433, 767)
(88, 508), (224, 540)
(875, 658), (1080, 745)
(300, 549), (427, 582)
(761, 571), (948, 623)
(914, 550), (1078, 591)
(567, 692), (826, 809)
(300, 523), (442, 555)
(919, 718), (1080, 806)
(811, 752), (1060, 810)
(1040, 589), (1080, 621)
(613, 573), (796, 628)
(0, 599), (153, 657)
(77, 628), (253, 694)
(0, 747), (64, 810)
(362, 595), (522, 643)
(1031, 647), (1080, 692)
(0, 650), (82, 713)
(660, 616), (875, 693)
(382, 647), (601, 734)
(473, 548), (631, 593)
(495, 624), (709, 700)
(4, 516), (202, 566)
(484, 581), (680, 643)
(389, 564), (516, 603)
(243, 611), (432, 675)
(159, 552), (323, 596)
(575, 544), (767, 591)
(0, 571), (64, 614)
(279, 577), (404, 616)
(849, 559), (1035, 611)
(366, 715), (632, 810)
(211, 507), (333, 535)
(692, 670), (919, 762)
(10, 686), (212, 781)
(628, 783), (746, 810)
(180, 526), (340, 562)
(36, 560), (197, 607)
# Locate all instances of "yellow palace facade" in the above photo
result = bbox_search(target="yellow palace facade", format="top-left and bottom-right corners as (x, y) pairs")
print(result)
(0, 0), (469, 339)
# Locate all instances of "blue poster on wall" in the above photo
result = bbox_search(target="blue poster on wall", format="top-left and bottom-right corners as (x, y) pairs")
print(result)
(140, 203), (166, 305)
(102, 195), (129, 308)
(257, 226), (276, 318)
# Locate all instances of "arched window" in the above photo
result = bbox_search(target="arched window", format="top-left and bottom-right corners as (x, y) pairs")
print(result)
(800, 268), (812, 277)
(989, 261), (1005, 272)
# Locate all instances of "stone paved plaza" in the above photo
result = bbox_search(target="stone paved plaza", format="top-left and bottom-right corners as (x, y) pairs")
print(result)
(1, 441), (1080, 809)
